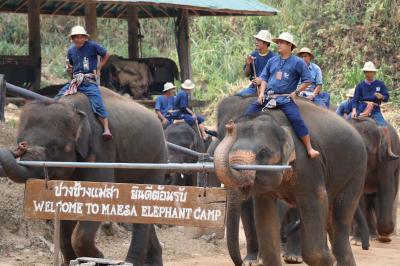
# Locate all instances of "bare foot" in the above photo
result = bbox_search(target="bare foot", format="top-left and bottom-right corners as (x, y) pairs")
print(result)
(307, 149), (320, 159)
(102, 130), (113, 141)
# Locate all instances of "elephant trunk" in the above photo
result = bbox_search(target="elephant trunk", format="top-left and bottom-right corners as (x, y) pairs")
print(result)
(0, 149), (32, 183)
(226, 189), (243, 266)
(377, 182), (396, 240)
(214, 121), (256, 188)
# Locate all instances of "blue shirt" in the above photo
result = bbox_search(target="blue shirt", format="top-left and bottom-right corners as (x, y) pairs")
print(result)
(260, 55), (312, 94)
(155, 95), (175, 116)
(174, 90), (190, 112)
(244, 50), (276, 86)
(353, 80), (389, 113)
(336, 99), (353, 117)
(67, 40), (107, 74)
(304, 62), (323, 92)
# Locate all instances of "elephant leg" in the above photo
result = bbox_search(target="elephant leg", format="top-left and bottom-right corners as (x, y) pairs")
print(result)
(298, 190), (333, 266)
(353, 205), (370, 250)
(241, 196), (259, 265)
(329, 178), (362, 266)
(71, 221), (103, 258)
(253, 194), (281, 266)
(145, 225), (163, 266)
(365, 194), (378, 237)
(126, 223), (151, 265)
(282, 208), (303, 264)
(60, 220), (77, 265)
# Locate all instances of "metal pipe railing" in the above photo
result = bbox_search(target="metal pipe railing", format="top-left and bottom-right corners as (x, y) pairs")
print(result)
(166, 142), (213, 160)
(6, 82), (51, 102)
(17, 161), (291, 172)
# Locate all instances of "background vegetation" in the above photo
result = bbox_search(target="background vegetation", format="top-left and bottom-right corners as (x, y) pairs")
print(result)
(0, 0), (399, 117)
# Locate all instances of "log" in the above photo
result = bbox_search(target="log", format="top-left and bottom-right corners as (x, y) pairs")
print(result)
(0, 75), (5, 121)
(27, 0), (41, 90)
(127, 6), (139, 59)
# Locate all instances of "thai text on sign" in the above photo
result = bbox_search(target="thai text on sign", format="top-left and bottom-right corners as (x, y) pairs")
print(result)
(24, 179), (226, 228)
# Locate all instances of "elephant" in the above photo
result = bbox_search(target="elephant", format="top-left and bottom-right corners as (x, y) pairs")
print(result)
(350, 117), (400, 242)
(0, 87), (168, 266)
(164, 122), (205, 186)
(214, 95), (367, 266)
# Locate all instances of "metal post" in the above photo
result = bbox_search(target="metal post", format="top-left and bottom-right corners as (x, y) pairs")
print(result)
(0, 75), (5, 121)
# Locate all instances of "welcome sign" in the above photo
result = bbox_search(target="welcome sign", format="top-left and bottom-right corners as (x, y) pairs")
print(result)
(24, 179), (227, 228)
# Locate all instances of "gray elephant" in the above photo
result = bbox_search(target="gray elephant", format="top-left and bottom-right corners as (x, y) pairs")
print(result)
(214, 95), (367, 266)
(164, 122), (205, 186)
(0, 88), (167, 266)
(350, 117), (400, 242)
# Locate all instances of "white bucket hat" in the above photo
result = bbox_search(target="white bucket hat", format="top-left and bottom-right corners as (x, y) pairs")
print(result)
(163, 82), (176, 92)
(253, 30), (272, 43)
(181, 79), (195, 90)
(272, 32), (297, 48)
(362, 61), (377, 72)
(297, 47), (314, 58)
(346, 88), (355, 97)
(69, 25), (89, 37)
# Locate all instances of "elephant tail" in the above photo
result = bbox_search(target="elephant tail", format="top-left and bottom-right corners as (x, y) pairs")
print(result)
(226, 189), (243, 266)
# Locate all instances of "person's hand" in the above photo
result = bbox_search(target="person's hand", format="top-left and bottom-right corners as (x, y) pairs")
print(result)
(374, 92), (383, 100)
(246, 55), (255, 65)
(192, 114), (197, 120)
(162, 118), (169, 126)
(289, 91), (298, 99)
(306, 94), (316, 100)
(253, 77), (262, 86)
(66, 63), (72, 73)
(257, 94), (265, 104)
(351, 110), (357, 118)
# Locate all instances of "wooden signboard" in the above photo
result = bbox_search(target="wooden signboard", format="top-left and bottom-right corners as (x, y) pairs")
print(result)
(24, 179), (227, 228)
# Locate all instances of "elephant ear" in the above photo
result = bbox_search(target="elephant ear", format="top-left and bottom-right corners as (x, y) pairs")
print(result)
(75, 110), (92, 159)
(281, 126), (296, 164)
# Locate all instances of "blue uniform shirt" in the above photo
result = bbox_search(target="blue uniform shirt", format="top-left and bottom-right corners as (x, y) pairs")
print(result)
(336, 99), (353, 117)
(67, 40), (107, 74)
(304, 62), (323, 92)
(174, 90), (190, 112)
(244, 50), (276, 85)
(260, 55), (312, 94)
(353, 80), (389, 113)
(155, 95), (175, 116)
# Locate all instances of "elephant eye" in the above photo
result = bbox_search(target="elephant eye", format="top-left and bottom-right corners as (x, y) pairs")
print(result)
(257, 148), (269, 160)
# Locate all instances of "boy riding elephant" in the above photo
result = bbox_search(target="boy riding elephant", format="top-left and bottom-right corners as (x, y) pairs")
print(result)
(55, 25), (112, 140)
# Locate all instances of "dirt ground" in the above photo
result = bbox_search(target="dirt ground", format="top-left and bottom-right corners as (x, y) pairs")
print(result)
(1, 105), (400, 265)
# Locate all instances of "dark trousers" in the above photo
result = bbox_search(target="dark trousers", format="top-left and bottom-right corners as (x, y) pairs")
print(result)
(244, 99), (309, 138)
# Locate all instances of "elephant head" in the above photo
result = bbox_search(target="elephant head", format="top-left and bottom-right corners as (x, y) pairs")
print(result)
(0, 101), (92, 183)
(214, 114), (295, 191)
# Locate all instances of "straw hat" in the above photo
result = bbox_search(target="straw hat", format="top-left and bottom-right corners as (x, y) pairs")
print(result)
(272, 32), (297, 48)
(346, 88), (355, 98)
(253, 30), (273, 43)
(297, 47), (314, 58)
(362, 61), (377, 72)
(69, 25), (89, 37)
(163, 82), (176, 92)
(181, 79), (195, 90)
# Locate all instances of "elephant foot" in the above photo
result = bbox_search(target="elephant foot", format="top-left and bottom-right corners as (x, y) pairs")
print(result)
(243, 253), (261, 266)
(376, 235), (392, 243)
(282, 253), (303, 264)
